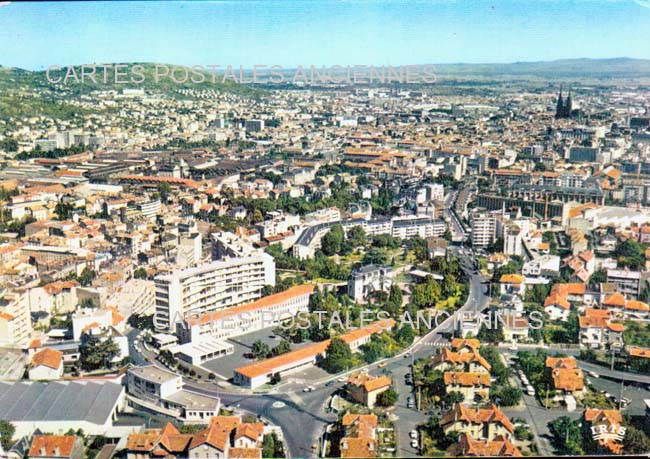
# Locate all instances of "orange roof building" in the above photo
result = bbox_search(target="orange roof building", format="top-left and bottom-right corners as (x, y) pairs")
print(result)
(441, 403), (515, 439)
(233, 319), (395, 389)
(29, 435), (83, 459)
(28, 348), (64, 380)
(340, 413), (378, 459)
(448, 433), (522, 457)
(584, 409), (624, 455)
(346, 372), (392, 408)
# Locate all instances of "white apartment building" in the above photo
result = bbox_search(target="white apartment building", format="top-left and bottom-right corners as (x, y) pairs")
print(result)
(522, 255), (561, 277)
(503, 223), (522, 256)
(304, 207), (341, 226)
(154, 254), (276, 332)
(471, 212), (497, 248)
(391, 217), (445, 239)
(107, 278), (156, 317)
(0, 290), (31, 348)
(177, 284), (314, 344)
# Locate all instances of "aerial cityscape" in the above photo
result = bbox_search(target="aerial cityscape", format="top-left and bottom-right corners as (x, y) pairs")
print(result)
(3, 1), (650, 458)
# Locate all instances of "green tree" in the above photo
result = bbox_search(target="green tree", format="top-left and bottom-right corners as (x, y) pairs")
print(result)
(79, 335), (120, 371)
(133, 267), (148, 279)
(54, 201), (76, 220)
(623, 426), (650, 454)
(321, 337), (356, 373)
(0, 420), (15, 449)
(158, 183), (172, 202)
(251, 340), (271, 359)
(321, 224), (345, 256)
(614, 239), (645, 270)
(550, 416), (585, 455)
(376, 387), (399, 407)
(271, 339), (292, 357)
(347, 225), (366, 248)
(412, 276), (442, 309)
(387, 285), (403, 315)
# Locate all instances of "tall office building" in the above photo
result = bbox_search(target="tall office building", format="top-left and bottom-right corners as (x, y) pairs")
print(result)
(154, 254), (275, 332)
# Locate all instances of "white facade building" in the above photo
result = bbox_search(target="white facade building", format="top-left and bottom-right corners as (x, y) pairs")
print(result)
(154, 254), (276, 332)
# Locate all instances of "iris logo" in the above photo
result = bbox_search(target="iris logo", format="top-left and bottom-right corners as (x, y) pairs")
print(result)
(590, 424), (626, 443)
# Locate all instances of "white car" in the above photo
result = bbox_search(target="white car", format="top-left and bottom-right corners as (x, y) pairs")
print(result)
(410, 440), (419, 448)
(409, 430), (418, 439)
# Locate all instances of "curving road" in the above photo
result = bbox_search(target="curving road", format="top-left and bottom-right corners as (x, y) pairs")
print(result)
(127, 245), (489, 458)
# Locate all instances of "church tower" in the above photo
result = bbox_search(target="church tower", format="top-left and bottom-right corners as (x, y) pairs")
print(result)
(565, 87), (573, 117)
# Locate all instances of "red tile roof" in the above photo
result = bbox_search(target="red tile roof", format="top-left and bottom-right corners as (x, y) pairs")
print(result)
(29, 436), (77, 458)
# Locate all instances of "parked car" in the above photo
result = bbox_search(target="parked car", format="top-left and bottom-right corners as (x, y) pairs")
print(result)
(410, 440), (418, 448)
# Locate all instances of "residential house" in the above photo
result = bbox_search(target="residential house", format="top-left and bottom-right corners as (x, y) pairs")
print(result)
(579, 308), (625, 349)
(545, 357), (585, 398)
(450, 338), (481, 354)
(440, 403), (515, 441)
(339, 413), (377, 459)
(443, 372), (491, 402)
(499, 274), (526, 296)
(345, 372), (392, 408)
(28, 348), (64, 381)
(447, 433), (522, 457)
(584, 409), (624, 455)
(501, 315), (529, 343)
(28, 435), (84, 459)
(429, 348), (491, 374)
(125, 423), (192, 459)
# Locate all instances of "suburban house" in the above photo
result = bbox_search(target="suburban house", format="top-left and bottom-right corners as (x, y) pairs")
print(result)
(27, 435), (84, 459)
(499, 274), (526, 296)
(545, 357), (585, 398)
(339, 413), (377, 459)
(440, 403), (515, 441)
(125, 423), (193, 459)
(584, 409), (624, 455)
(188, 416), (263, 459)
(601, 293), (650, 320)
(443, 372), (491, 402)
(125, 417), (265, 459)
(450, 338), (481, 354)
(345, 372), (392, 408)
(543, 282), (595, 322)
(447, 433), (522, 457)
(501, 315), (529, 343)
(578, 309), (624, 349)
(28, 348), (64, 381)
(543, 292), (571, 322)
(429, 348), (491, 374)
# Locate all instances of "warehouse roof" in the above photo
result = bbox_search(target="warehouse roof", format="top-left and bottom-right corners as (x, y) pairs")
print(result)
(0, 380), (124, 424)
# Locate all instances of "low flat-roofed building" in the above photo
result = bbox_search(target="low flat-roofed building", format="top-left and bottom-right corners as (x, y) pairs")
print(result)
(234, 319), (395, 389)
(0, 379), (132, 439)
(126, 366), (220, 423)
(170, 337), (234, 365)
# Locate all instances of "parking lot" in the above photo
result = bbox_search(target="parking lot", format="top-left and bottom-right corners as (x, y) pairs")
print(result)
(200, 327), (326, 381)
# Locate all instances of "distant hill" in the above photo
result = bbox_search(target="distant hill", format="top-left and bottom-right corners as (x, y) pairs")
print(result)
(431, 58), (650, 78)
(0, 63), (263, 97)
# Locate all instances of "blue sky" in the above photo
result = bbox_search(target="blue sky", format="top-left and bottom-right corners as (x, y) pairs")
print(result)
(2, 0), (650, 70)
